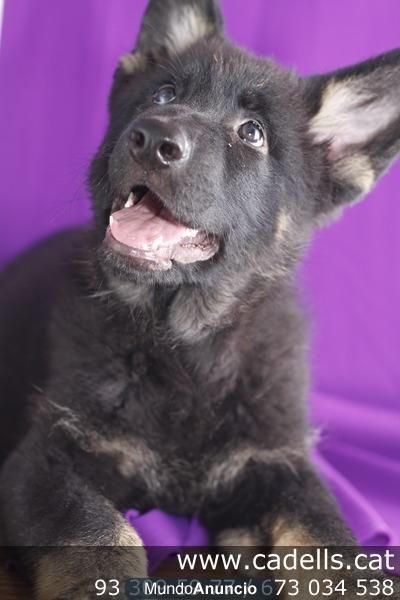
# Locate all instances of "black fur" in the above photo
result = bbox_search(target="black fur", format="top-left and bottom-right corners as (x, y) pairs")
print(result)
(1, 1), (399, 597)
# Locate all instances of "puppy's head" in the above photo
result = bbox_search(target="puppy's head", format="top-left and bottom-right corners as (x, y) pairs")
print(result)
(90, 0), (400, 287)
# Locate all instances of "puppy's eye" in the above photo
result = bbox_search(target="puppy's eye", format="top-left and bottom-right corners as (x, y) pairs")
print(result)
(237, 120), (264, 147)
(152, 85), (176, 105)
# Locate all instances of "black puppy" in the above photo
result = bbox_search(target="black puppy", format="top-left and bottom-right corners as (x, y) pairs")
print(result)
(0, 0), (399, 598)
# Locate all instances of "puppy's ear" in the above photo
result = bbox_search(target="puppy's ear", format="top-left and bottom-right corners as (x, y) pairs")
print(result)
(120, 0), (223, 75)
(306, 49), (400, 215)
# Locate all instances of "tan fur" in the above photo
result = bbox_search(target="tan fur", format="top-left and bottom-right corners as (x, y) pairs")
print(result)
(216, 518), (318, 549)
(216, 527), (263, 577)
(309, 78), (398, 156)
(333, 153), (375, 193)
(269, 518), (325, 600)
(46, 401), (160, 486)
(216, 527), (262, 547)
(119, 52), (146, 75)
(213, 52), (222, 65)
(308, 77), (395, 193)
(93, 436), (162, 490)
(310, 80), (368, 150)
(275, 212), (291, 243)
(36, 523), (146, 599)
(47, 399), (163, 490)
(115, 518), (144, 547)
(271, 516), (317, 546)
(260, 262), (291, 281)
(167, 5), (213, 53)
(215, 522), (319, 588)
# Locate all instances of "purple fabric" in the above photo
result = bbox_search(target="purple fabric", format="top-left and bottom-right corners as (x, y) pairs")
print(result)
(1, 0), (399, 551)
(125, 509), (209, 572)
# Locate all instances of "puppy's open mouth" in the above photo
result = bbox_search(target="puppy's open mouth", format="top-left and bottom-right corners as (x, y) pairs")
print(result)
(104, 186), (219, 270)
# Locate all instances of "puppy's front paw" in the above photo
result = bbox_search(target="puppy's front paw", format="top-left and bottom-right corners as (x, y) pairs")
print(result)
(36, 547), (148, 600)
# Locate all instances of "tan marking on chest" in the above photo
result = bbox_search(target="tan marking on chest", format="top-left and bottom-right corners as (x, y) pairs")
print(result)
(93, 437), (163, 490)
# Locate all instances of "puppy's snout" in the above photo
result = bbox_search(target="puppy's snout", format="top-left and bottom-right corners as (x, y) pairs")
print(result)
(129, 118), (189, 167)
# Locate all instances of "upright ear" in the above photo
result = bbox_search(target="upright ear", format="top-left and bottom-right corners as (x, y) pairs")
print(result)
(305, 49), (400, 214)
(119, 0), (224, 75)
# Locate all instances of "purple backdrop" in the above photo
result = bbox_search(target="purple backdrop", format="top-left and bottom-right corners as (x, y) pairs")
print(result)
(1, 0), (399, 546)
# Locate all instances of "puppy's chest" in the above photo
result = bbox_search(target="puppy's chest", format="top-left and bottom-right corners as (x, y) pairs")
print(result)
(95, 394), (235, 513)
(91, 345), (242, 510)
(98, 341), (238, 430)
(99, 355), (234, 452)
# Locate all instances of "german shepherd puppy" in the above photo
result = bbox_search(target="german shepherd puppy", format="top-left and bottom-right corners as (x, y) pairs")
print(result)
(0, 0), (399, 597)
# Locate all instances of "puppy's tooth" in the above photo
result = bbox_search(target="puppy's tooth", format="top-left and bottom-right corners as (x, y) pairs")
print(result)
(124, 192), (134, 208)
(186, 228), (198, 237)
(109, 214), (114, 225)
(151, 236), (162, 250)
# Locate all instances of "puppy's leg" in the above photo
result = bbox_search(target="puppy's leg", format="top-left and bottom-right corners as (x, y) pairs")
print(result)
(0, 434), (147, 600)
(212, 459), (398, 598)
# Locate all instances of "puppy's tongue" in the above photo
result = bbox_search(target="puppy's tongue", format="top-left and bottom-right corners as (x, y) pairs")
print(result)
(107, 191), (218, 267)
(110, 191), (198, 249)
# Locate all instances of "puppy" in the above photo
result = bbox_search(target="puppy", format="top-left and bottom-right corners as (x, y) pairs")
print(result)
(0, 1), (399, 598)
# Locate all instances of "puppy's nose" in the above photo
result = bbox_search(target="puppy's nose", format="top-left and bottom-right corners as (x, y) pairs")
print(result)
(129, 118), (189, 167)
